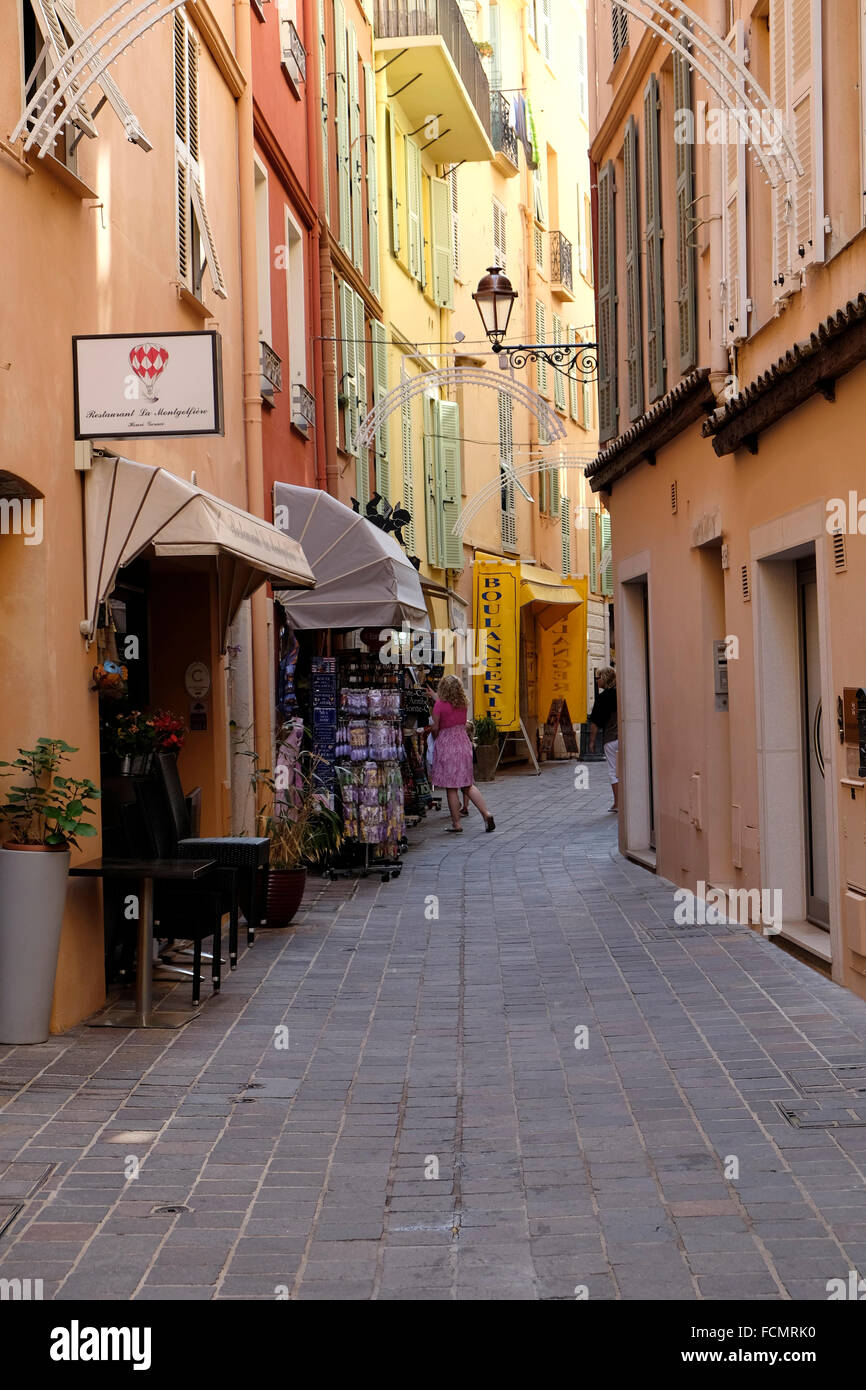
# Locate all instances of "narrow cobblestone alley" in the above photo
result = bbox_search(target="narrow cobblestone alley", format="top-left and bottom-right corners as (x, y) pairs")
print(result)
(2, 762), (866, 1301)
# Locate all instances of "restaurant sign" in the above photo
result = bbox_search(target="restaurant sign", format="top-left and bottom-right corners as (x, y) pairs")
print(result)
(472, 558), (520, 732)
(73, 331), (224, 440)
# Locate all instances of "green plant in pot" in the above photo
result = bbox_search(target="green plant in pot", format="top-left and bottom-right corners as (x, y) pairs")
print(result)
(473, 715), (500, 783)
(0, 739), (100, 1044)
(251, 735), (343, 929)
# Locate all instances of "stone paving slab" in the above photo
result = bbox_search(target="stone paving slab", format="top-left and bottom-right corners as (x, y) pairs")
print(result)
(2, 761), (866, 1300)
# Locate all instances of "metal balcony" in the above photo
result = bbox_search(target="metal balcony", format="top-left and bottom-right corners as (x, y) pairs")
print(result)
(373, 0), (493, 163)
(291, 381), (316, 432)
(281, 17), (306, 91)
(550, 230), (574, 301)
(490, 90), (518, 175)
(260, 340), (283, 403)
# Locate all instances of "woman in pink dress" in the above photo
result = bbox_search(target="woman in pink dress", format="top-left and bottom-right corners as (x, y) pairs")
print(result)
(428, 675), (495, 834)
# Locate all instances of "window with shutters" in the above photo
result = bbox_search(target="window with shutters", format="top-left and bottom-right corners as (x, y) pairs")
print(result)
(644, 74), (665, 402)
(318, 0), (330, 224)
(254, 161), (272, 346)
(673, 46), (696, 371)
(348, 25), (363, 270)
(533, 165), (547, 226)
(353, 290), (370, 506)
(611, 2), (629, 65)
(560, 495), (572, 577)
(174, 10), (227, 301)
(568, 327), (580, 422)
(498, 392), (516, 551)
(338, 279), (358, 456)
(770, 0), (824, 294)
(431, 177), (453, 308)
(386, 110), (401, 259)
(363, 63), (379, 299)
(492, 196), (506, 271)
(597, 161), (618, 442)
(449, 168), (460, 280)
(589, 510), (599, 593)
(538, 0), (552, 63)
(552, 315), (566, 413)
(405, 136), (423, 284)
(623, 116), (644, 421)
(370, 321), (389, 497)
(401, 390), (416, 553)
(435, 399), (464, 570)
(535, 300), (548, 397)
(600, 511), (613, 596)
(722, 25), (749, 342)
(334, 0), (352, 255)
(489, 2), (502, 92)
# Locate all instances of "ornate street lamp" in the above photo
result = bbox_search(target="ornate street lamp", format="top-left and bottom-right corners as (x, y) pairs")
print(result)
(472, 266), (598, 382)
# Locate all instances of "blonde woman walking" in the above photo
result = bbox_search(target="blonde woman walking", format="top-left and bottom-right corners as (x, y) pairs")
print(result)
(428, 675), (495, 834)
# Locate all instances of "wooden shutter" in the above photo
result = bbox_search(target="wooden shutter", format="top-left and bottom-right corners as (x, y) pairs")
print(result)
(535, 300), (548, 396)
(386, 110), (400, 256)
(623, 115), (644, 421)
(601, 511), (613, 596)
(436, 400), (463, 570)
(589, 510), (598, 590)
(363, 63), (379, 298)
(540, 0), (552, 61)
(431, 177), (454, 308)
(450, 169), (460, 279)
(354, 291), (369, 506)
(422, 395), (439, 565)
(370, 320), (389, 496)
(492, 197), (506, 270)
(318, 0), (330, 224)
(499, 392), (516, 549)
(568, 327), (580, 421)
(36, 0), (99, 137)
(401, 391), (416, 552)
(334, 0), (351, 254)
(673, 50), (696, 372)
(406, 137), (422, 282)
(552, 314), (566, 411)
(771, 0), (824, 285)
(644, 74), (665, 401)
(560, 494), (572, 577)
(722, 24), (749, 341)
(597, 160), (618, 441)
(348, 26), (363, 269)
(549, 461), (560, 518)
(339, 279), (356, 452)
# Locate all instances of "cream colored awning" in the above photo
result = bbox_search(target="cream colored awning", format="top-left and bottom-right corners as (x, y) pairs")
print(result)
(83, 456), (314, 649)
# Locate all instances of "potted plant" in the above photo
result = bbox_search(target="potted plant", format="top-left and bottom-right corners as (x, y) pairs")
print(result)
(474, 715), (500, 783)
(0, 739), (100, 1044)
(475, 39), (494, 58)
(251, 737), (342, 928)
(151, 709), (187, 757)
(110, 710), (157, 775)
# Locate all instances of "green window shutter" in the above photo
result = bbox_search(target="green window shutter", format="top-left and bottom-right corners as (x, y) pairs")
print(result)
(623, 114), (644, 422)
(589, 510), (598, 591)
(422, 395), (439, 566)
(386, 110), (400, 258)
(560, 494), (571, 577)
(318, 0), (329, 225)
(601, 511), (613, 596)
(552, 314), (566, 411)
(334, 0), (351, 254)
(431, 177), (453, 309)
(435, 399), (463, 571)
(348, 26), (363, 270)
(364, 63), (380, 298)
(549, 462), (560, 518)
(401, 392), (416, 552)
(420, 173), (429, 292)
(644, 73), (665, 402)
(673, 48), (696, 372)
(597, 160), (617, 442)
(538, 462), (547, 514)
(568, 326), (579, 420)
(498, 392), (516, 549)
(353, 290), (369, 504)
(370, 320), (389, 497)
(339, 279), (356, 453)
(405, 138), (422, 282)
(535, 300), (548, 395)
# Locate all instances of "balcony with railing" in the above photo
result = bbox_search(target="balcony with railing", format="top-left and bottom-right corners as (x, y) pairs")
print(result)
(490, 90), (518, 176)
(291, 381), (316, 433)
(550, 230), (574, 301)
(260, 340), (283, 404)
(281, 17), (306, 94)
(373, 0), (493, 164)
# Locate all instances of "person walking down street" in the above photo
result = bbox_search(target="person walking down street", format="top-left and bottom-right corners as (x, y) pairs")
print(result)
(428, 675), (495, 833)
(588, 667), (619, 813)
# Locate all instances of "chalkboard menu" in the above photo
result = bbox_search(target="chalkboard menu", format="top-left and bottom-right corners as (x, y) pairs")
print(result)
(311, 657), (337, 789)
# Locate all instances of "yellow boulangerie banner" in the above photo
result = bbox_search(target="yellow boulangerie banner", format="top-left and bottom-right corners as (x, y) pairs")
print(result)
(538, 577), (588, 726)
(473, 559), (520, 732)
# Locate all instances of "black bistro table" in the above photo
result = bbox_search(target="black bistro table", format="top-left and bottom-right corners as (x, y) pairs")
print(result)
(70, 857), (216, 1029)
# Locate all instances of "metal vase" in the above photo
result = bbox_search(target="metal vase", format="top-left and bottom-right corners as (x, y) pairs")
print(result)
(0, 845), (71, 1044)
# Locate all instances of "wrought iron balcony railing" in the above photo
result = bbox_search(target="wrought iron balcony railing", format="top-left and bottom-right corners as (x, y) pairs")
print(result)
(281, 17), (307, 87)
(490, 90), (518, 169)
(550, 230), (574, 295)
(260, 340), (283, 402)
(291, 381), (316, 432)
(373, 0), (491, 137)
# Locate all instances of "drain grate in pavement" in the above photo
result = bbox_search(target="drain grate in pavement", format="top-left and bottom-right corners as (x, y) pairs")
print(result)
(775, 1101), (866, 1129)
(0, 1202), (23, 1240)
(0, 1163), (55, 1200)
(150, 1205), (192, 1216)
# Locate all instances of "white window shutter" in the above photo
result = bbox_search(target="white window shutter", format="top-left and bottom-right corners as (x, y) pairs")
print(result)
(363, 63), (380, 298)
(35, 0), (99, 138)
(722, 25), (749, 342)
(535, 300), (548, 396)
(370, 320), (389, 496)
(354, 290), (368, 503)
(673, 50), (696, 372)
(436, 400), (463, 571)
(348, 26), (363, 269)
(498, 392), (516, 549)
(450, 169), (460, 279)
(552, 315), (566, 412)
(431, 177), (454, 308)
(318, 0), (330, 224)
(492, 197), (506, 270)
(489, 3), (502, 91)
(771, 0), (824, 293)
(406, 138), (422, 282)
(387, 111), (400, 257)
(339, 279), (356, 453)
(334, 0), (352, 255)
(568, 327), (579, 422)
(190, 173), (228, 299)
(401, 390), (416, 552)
(422, 395), (439, 566)
(560, 494), (571, 577)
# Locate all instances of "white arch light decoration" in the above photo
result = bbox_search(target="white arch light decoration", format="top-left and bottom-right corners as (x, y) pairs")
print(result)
(454, 453), (598, 537)
(353, 365), (567, 453)
(600, 0), (802, 187)
(11, 0), (185, 157)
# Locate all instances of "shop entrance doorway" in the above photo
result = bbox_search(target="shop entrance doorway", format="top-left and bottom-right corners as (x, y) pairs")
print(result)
(798, 557), (830, 929)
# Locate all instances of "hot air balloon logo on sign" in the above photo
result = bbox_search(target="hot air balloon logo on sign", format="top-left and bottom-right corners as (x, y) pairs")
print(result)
(128, 342), (170, 402)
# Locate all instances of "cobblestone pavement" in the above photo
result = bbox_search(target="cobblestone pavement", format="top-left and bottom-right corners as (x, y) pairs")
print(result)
(3, 761), (866, 1301)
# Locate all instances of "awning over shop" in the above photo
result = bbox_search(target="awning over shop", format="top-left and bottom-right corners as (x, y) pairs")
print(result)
(272, 482), (429, 631)
(83, 455), (315, 649)
(519, 563), (583, 631)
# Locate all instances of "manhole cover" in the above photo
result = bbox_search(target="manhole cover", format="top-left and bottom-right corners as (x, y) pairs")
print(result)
(150, 1204), (192, 1216)
(776, 1101), (866, 1129)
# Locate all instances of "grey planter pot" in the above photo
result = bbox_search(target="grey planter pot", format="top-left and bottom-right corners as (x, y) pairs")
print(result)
(0, 845), (70, 1044)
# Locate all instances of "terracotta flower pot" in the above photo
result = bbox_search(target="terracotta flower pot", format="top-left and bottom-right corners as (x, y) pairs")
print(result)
(264, 867), (307, 928)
